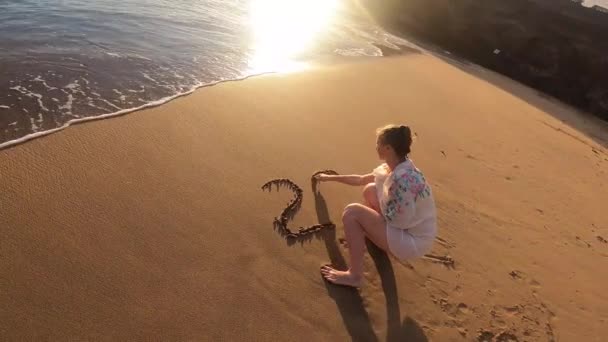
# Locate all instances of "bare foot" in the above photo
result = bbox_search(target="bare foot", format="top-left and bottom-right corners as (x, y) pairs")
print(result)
(320, 265), (362, 288)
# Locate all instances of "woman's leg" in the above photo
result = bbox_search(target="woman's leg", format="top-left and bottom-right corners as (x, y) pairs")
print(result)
(321, 203), (389, 287)
(362, 183), (381, 213)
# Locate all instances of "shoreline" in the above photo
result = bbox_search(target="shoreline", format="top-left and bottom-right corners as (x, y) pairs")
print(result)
(0, 72), (278, 151)
(0, 50), (414, 152)
(4, 40), (607, 154)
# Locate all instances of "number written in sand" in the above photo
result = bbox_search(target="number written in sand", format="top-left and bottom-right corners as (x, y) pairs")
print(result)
(260, 170), (338, 239)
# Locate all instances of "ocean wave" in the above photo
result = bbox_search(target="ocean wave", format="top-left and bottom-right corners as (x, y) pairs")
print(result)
(0, 0), (418, 149)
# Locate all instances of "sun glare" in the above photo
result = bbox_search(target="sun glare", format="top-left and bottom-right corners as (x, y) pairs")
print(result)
(248, 0), (340, 73)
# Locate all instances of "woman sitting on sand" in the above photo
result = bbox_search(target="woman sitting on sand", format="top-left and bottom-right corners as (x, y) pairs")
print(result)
(315, 124), (437, 287)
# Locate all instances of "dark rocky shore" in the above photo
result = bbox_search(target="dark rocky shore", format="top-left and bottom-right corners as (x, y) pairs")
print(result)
(363, 0), (608, 121)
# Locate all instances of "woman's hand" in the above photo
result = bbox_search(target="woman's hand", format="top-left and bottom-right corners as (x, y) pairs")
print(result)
(314, 173), (333, 182)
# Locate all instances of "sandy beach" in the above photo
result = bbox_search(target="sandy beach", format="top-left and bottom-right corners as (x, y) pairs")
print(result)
(1, 54), (607, 341)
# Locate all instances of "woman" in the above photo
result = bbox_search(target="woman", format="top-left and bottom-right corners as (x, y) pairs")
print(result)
(316, 124), (437, 287)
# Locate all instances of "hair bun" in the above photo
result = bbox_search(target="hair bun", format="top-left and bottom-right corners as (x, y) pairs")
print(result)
(376, 124), (413, 157)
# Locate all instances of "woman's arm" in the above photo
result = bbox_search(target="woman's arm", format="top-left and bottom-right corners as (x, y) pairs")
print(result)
(315, 173), (374, 186)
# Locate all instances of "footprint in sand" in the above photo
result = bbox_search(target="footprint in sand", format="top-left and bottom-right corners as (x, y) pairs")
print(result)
(477, 330), (495, 342)
(432, 297), (475, 337)
(476, 293), (556, 342)
(455, 303), (470, 315)
(466, 154), (480, 161)
(435, 298), (473, 320)
(502, 305), (521, 317)
(575, 236), (592, 248)
(597, 235), (607, 244)
(490, 309), (508, 329)
(495, 331), (519, 342)
(453, 284), (463, 295)
(509, 270), (525, 280)
(509, 270), (541, 289)
(529, 279), (541, 289)
(477, 328), (522, 341)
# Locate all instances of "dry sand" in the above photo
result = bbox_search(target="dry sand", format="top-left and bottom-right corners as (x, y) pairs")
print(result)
(1, 54), (607, 341)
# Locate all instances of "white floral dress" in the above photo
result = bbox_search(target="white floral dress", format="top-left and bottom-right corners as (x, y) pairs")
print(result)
(373, 159), (437, 261)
